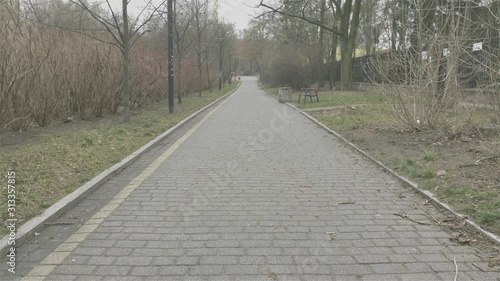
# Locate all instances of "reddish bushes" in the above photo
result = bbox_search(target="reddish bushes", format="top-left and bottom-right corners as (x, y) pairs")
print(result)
(0, 24), (168, 131)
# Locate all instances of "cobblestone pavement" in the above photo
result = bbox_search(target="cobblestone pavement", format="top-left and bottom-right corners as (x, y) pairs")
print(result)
(3, 77), (499, 281)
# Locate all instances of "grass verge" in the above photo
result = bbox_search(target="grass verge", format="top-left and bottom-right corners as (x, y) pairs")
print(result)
(0, 83), (239, 237)
(265, 85), (500, 234)
(266, 86), (391, 109)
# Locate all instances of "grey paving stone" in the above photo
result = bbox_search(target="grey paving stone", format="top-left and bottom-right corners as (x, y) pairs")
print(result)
(224, 265), (260, 275)
(73, 277), (103, 281)
(86, 256), (116, 266)
(53, 265), (96, 275)
(94, 266), (131, 276)
(104, 248), (132, 256)
(46, 275), (78, 281)
(200, 256), (238, 265)
(72, 247), (107, 256)
(360, 274), (401, 281)
(65, 255), (90, 265)
(188, 265), (223, 276)
(5, 78), (499, 280)
(370, 263), (408, 274)
(219, 248), (245, 256)
(130, 266), (160, 276)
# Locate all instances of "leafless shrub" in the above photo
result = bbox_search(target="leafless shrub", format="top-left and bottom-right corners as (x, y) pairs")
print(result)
(367, 0), (498, 133)
(130, 49), (168, 108)
(0, 1), (169, 130)
(0, 0), (233, 130)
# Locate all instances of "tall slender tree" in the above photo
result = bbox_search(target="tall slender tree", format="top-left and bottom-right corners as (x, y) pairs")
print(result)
(258, 0), (363, 90)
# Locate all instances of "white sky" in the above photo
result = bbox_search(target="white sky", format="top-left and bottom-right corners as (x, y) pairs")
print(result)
(109, 0), (263, 31)
(218, 0), (262, 31)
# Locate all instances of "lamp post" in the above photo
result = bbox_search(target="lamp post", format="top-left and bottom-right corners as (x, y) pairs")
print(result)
(228, 53), (232, 86)
(234, 58), (239, 80)
(218, 37), (224, 90)
(167, 0), (174, 113)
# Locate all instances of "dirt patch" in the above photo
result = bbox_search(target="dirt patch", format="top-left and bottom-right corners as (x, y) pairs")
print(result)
(327, 123), (500, 235)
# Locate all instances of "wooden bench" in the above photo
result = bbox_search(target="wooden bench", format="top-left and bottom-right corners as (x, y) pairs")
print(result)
(298, 82), (320, 103)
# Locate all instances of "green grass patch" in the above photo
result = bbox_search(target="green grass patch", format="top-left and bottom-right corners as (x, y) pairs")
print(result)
(0, 83), (239, 237)
(390, 158), (436, 179)
(420, 166), (436, 178)
(350, 136), (367, 143)
(311, 105), (394, 131)
(419, 179), (439, 190)
(399, 159), (421, 178)
(439, 186), (500, 228)
(264, 86), (395, 131)
(298, 91), (391, 109)
(421, 151), (435, 161)
(265, 87), (391, 108)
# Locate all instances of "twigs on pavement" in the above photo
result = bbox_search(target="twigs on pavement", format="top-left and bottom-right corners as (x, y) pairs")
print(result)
(394, 211), (430, 225)
(419, 207), (442, 225)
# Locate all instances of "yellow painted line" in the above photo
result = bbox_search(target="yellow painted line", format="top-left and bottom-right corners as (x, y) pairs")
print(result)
(39, 252), (71, 265)
(21, 92), (235, 280)
(53, 243), (78, 252)
(25, 265), (56, 277)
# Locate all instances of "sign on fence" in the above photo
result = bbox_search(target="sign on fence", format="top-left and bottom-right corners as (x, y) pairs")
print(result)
(473, 42), (483, 51)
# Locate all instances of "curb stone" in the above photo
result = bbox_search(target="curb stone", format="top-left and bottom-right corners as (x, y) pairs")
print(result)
(268, 91), (500, 246)
(0, 83), (241, 257)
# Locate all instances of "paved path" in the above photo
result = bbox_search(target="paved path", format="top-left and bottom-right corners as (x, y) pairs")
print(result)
(4, 77), (499, 280)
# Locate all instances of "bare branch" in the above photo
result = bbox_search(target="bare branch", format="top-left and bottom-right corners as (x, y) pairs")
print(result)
(70, 0), (123, 48)
(257, 1), (339, 35)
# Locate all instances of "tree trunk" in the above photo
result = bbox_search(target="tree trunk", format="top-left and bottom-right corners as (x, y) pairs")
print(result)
(338, 0), (362, 91)
(197, 53), (203, 97)
(122, 0), (130, 122)
(177, 61), (182, 104)
(391, 17), (397, 51)
(206, 59), (212, 93)
(317, 0), (326, 81)
(173, 0), (182, 104)
(330, 33), (338, 89)
(399, 0), (406, 50)
(340, 41), (353, 90)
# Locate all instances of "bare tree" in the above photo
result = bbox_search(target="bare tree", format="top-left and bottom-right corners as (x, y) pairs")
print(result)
(68, 0), (165, 122)
(191, 0), (215, 97)
(257, 0), (363, 90)
(172, 0), (196, 104)
(358, 0), (381, 56)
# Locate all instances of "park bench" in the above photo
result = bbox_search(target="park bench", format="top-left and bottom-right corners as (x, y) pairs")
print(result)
(298, 82), (320, 103)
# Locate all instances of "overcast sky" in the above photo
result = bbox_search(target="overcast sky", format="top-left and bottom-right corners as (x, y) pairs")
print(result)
(111, 0), (263, 32)
(218, 0), (262, 31)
